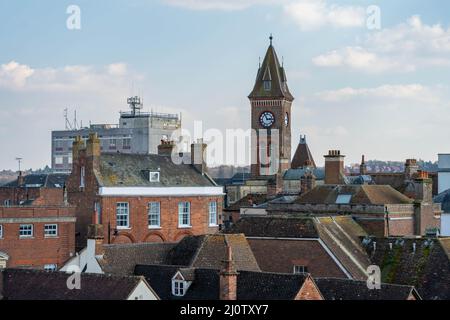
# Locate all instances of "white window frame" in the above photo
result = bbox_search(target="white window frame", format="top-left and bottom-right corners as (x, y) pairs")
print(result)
(19, 224), (33, 238)
(178, 202), (191, 228)
(172, 280), (186, 297)
(80, 166), (86, 188)
(0, 225), (3, 239)
(55, 156), (64, 165)
(116, 202), (130, 229)
(149, 172), (160, 183)
(148, 202), (161, 228)
(44, 264), (57, 272)
(44, 224), (58, 238)
(3, 199), (11, 207)
(123, 138), (131, 149)
(293, 265), (308, 274)
(209, 201), (218, 226)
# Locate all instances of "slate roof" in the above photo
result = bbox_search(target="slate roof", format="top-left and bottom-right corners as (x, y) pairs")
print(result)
(315, 216), (371, 280)
(96, 153), (216, 187)
(434, 189), (450, 213)
(363, 237), (450, 300)
(225, 216), (319, 238)
(134, 265), (311, 300)
(165, 234), (261, 272)
(2, 173), (69, 188)
(283, 168), (325, 181)
(296, 185), (414, 205)
(291, 136), (316, 169)
(1, 268), (148, 300)
(99, 242), (177, 275)
(248, 43), (294, 101)
(315, 278), (420, 300)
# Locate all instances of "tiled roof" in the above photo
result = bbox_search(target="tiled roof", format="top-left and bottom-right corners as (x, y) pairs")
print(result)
(96, 153), (216, 187)
(363, 237), (450, 300)
(225, 216), (319, 239)
(166, 234), (261, 272)
(224, 193), (269, 211)
(291, 138), (316, 169)
(248, 44), (294, 101)
(296, 185), (414, 205)
(315, 278), (420, 300)
(99, 242), (177, 275)
(1, 268), (146, 300)
(134, 265), (310, 300)
(2, 174), (69, 188)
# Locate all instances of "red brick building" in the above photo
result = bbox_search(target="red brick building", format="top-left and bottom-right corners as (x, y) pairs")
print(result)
(0, 173), (75, 270)
(67, 134), (224, 248)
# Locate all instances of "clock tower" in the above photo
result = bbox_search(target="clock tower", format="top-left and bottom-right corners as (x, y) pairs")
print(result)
(249, 36), (294, 178)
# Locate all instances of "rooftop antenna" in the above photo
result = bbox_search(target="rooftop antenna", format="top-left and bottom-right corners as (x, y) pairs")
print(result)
(74, 110), (78, 130)
(127, 96), (143, 116)
(15, 157), (23, 172)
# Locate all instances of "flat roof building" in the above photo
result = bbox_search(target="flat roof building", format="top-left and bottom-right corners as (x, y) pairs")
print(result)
(51, 96), (181, 173)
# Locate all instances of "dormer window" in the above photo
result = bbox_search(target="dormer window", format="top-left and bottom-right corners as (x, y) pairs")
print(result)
(149, 171), (160, 182)
(172, 279), (186, 297)
(263, 80), (271, 91)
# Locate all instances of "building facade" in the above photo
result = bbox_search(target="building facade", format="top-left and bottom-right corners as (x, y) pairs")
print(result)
(52, 96), (181, 173)
(67, 133), (224, 249)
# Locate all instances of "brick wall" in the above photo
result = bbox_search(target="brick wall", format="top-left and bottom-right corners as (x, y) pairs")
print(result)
(101, 195), (223, 244)
(0, 206), (76, 269)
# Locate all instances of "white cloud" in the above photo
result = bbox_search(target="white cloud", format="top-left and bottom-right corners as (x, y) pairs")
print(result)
(0, 61), (35, 89)
(0, 61), (136, 94)
(284, 0), (365, 31)
(313, 15), (450, 73)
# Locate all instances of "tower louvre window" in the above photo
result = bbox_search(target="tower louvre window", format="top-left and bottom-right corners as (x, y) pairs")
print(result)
(264, 80), (271, 91)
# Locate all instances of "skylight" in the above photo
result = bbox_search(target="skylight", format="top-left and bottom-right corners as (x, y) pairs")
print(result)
(336, 194), (352, 204)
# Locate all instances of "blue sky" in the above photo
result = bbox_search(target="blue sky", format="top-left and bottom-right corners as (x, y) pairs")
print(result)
(1, 0), (450, 169)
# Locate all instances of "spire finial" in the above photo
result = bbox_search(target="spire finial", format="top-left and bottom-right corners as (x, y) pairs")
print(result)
(269, 34), (273, 46)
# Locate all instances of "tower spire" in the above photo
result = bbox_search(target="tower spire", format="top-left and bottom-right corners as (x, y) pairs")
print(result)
(269, 34), (273, 46)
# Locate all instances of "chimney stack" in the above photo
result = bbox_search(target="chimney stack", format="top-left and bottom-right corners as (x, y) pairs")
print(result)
(405, 159), (419, 179)
(158, 140), (176, 156)
(17, 171), (24, 186)
(300, 171), (316, 194)
(324, 150), (345, 185)
(191, 139), (208, 174)
(360, 155), (367, 175)
(87, 224), (105, 257)
(220, 244), (238, 300)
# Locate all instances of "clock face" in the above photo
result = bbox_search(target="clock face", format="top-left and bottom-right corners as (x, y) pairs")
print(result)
(284, 113), (289, 126)
(260, 112), (275, 128)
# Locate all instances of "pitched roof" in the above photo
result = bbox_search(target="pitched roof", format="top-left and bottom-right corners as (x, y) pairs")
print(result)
(315, 278), (420, 300)
(283, 168), (325, 181)
(99, 242), (177, 275)
(165, 234), (261, 272)
(224, 193), (269, 211)
(296, 185), (414, 205)
(225, 216), (319, 238)
(314, 216), (371, 280)
(248, 44), (294, 101)
(96, 153), (216, 187)
(134, 265), (310, 300)
(363, 237), (450, 300)
(291, 136), (316, 169)
(1, 268), (147, 300)
(2, 173), (68, 188)
(434, 189), (450, 213)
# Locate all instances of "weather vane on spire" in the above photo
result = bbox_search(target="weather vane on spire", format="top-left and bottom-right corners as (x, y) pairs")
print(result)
(269, 34), (273, 45)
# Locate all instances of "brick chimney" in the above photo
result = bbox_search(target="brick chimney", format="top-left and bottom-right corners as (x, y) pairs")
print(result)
(300, 171), (316, 194)
(405, 159), (419, 180)
(87, 224), (105, 257)
(17, 171), (24, 186)
(324, 150), (345, 185)
(413, 171), (433, 203)
(86, 133), (101, 170)
(191, 139), (207, 174)
(360, 155), (367, 175)
(158, 140), (176, 156)
(220, 245), (238, 300)
(72, 136), (85, 164)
